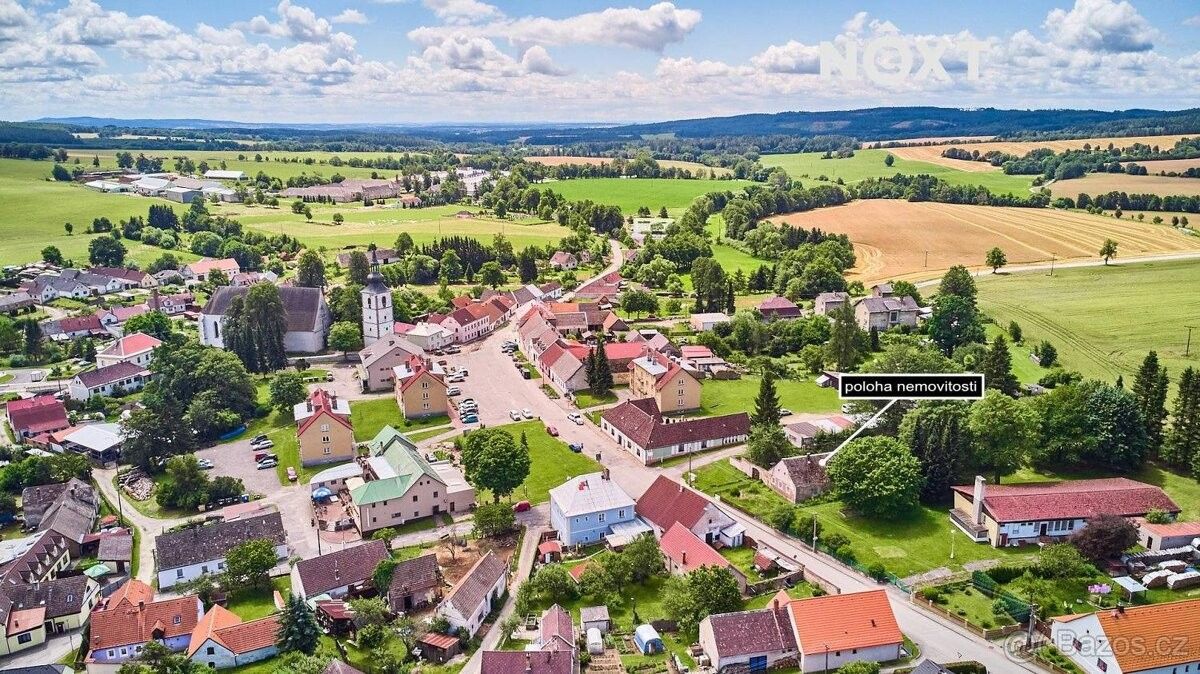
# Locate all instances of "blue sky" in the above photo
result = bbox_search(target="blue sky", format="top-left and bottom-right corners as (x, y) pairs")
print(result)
(2, 0), (1199, 124)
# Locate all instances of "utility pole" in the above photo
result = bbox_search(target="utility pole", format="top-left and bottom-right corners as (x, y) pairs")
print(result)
(1050, 255), (1056, 277)
(1187, 326), (1197, 357)
(924, 250), (928, 268)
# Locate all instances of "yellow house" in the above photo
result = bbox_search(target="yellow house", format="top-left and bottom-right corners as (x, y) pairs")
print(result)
(394, 356), (449, 420)
(0, 532), (90, 656)
(294, 389), (356, 467)
(629, 352), (701, 413)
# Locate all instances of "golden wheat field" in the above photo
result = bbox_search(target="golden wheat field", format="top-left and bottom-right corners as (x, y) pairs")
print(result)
(766, 200), (1200, 283)
(1049, 173), (1200, 198)
(887, 134), (1195, 172)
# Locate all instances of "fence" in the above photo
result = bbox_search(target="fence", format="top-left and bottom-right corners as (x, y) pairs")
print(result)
(909, 594), (1025, 640)
(744, 569), (808, 597)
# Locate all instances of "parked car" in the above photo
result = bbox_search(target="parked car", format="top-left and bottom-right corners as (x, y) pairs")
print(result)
(521, 408), (534, 419)
(250, 438), (274, 450)
(567, 412), (584, 425)
(254, 451), (277, 462)
(461, 414), (479, 424)
(568, 442), (584, 453)
(250, 434), (269, 444)
(257, 458), (278, 470)
(546, 425), (558, 437)
(509, 409), (522, 421)
(457, 368), (470, 377)
(197, 458), (214, 470)
(778, 407), (792, 416)
(445, 345), (461, 354)
(521, 370), (532, 380)
(512, 500), (531, 513)
(324, 372), (334, 382)
(286, 467), (298, 482)
(447, 386), (462, 396)
(448, 374), (465, 384)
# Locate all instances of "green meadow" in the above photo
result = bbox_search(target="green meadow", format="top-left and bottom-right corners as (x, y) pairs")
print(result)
(545, 177), (752, 212)
(759, 148), (1034, 195)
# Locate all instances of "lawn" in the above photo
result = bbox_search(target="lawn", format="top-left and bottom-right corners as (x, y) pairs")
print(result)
(742, 583), (816, 610)
(111, 474), (191, 520)
(0, 158), (201, 267)
(692, 459), (1034, 578)
(984, 324), (1046, 385)
(546, 177), (753, 212)
(573, 388), (621, 409)
(473, 421), (600, 504)
(977, 260), (1200, 385)
(759, 149), (1034, 195)
(349, 397), (450, 441)
(68, 148), (428, 182)
(924, 581), (1018, 628)
(224, 576), (291, 621)
(407, 426), (455, 443)
(701, 376), (840, 416)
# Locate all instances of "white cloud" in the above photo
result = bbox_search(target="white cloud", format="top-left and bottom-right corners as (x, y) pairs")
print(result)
(48, 0), (178, 47)
(244, 0), (335, 43)
(521, 45), (568, 76)
(423, 0), (503, 25)
(332, 9), (368, 25)
(1043, 0), (1156, 53)
(751, 40), (821, 74)
(1184, 15), (1200, 28)
(409, 2), (701, 52)
(0, 0), (34, 43)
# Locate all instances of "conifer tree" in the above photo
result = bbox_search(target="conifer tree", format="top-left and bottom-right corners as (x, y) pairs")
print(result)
(1132, 351), (1170, 454)
(752, 370), (782, 427)
(982, 334), (1019, 396)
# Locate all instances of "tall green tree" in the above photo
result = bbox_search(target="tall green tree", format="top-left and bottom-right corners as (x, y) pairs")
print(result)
(224, 538), (277, 590)
(985, 247), (1008, 273)
(928, 294), (984, 355)
(328, 322), (362, 359)
(269, 372), (308, 415)
(1099, 239), (1118, 264)
(752, 370), (782, 427)
(347, 250), (370, 285)
(295, 250), (326, 288)
(89, 236), (127, 267)
(899, 402), (974, 504)
(1165, 368), (1200, 472)
(277, 594), (321, 655)
(243, 283), (288, 372)
(590, 338), (613, 395)
(745, 423), (792, 469)
(981, 334), (1019, 396)
(1084, 382), (1148, 473)
(967, 390), (1037, 483)
(1131, 351), (1169, 455)
(825, 303), (864, 370)
(938, 265), (977, 304)
(826, 437), (924, 518)
(124, 311), (174, 342)
(463, 431), (530, 502)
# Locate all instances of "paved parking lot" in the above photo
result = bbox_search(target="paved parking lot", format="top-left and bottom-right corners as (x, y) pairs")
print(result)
(195, 435), (286, 496)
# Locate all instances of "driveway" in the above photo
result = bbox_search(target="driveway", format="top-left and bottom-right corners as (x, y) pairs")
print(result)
(195, 438), (284, 497)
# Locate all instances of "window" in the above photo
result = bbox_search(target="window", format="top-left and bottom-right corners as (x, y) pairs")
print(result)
(320, 423), (329, 432)
(202, 565), (209, 573)
(120, 648), (128, 656)
(322, 435), (330, 443)
(323, 447), (331, 455)
(17, 633), (32, 644)
(618, 509), (626, 518)
(598, 512), (606, 523)
(422, 381), (429, 389)
(414, 510), (419, 517)
(177, 569), (184, 578)
(173, 615), (182, 625)
(207, 647), (215, 655)
(413, 495), (419, 502)
(392, 512), (403, 519)
(434, 491), (438, 498)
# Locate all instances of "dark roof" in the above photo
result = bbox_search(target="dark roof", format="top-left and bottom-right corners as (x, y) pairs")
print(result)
(857, 296), (919, 313)
(8, 575), (91, 619)
(704, 604), (797, 659)
(296, 540), (389, 598)
(38, 496), (96, 544)
(601, 398), (750, 451)
(155, 512), (285, 570)
(776, 455), (828, 487)
(480, 650), (573, 674)
(388, 553), (440, 598)
(363, 270), (389, 296)
(98, 532), (134, 562)
(0, 667), (72, 674)
(951, 478), (1179, 523)
(911, 660), (954, 674)
(322, 662), (366, 674)
(202, 285), (325, 333)
(443, 551), (507, 618)
(75, 361), (149, 389)
(635, 475), (712, 531)
(21, 479), (94, 529)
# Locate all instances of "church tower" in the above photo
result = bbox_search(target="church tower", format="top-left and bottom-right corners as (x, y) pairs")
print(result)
(361, 269), (392, 346)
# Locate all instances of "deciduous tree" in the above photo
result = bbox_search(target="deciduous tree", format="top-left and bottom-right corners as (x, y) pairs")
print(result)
(968, 390), (1037, 482)
(826, 437), (923, 518)
(270, 372), (308, 415)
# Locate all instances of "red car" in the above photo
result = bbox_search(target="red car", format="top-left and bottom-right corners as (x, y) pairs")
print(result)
(546, 425), (559, 437)
(512, 500), (531, 513)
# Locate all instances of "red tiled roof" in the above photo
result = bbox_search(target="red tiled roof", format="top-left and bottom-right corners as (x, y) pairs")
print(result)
(397, 356), (447, 394)
(788, 590), (902, 655)
(604, 341), (646, 361)
(540, 604), (574, 651)
(481, 650), (573, 674)
(90, 581), (201, 651)
(660, 522), (729, 573)
(759, 296), (799, 311)
(296, 388), (354, 436)
(1140, 520), (1200, 537)
(394, 322), (416, 334)
(951, 478), (1180, 523)
(419, 631), (460, 650)
(6, 395), (69, 436)
(55, 315), (103, 333)
(1092, 598), (1200, 672)
(75, 361), (150, 389)
(98, 332), (161, 359)
(188, 604), (280, 656)
(538, 541), (562, 556)
(602, 398), (750, 452)
(188, 258), (240, 275)
(635, 474), (711, 531)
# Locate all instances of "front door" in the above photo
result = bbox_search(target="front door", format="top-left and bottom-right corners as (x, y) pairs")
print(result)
(1040, 522), (1048, 537)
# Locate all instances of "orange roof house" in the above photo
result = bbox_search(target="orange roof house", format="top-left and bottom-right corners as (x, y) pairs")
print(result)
(1052, 599), (1200, 674)
(188, 604), (281, 668)
(294, 388), (356, 467)
(87, 579), (203, 664)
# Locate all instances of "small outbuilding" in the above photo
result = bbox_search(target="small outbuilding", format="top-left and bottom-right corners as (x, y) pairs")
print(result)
(634, 624), (664, 655)
(581, 605), (611, 634)
(417, 631), (462, 664)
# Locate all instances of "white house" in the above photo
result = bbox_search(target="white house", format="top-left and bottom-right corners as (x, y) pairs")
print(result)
(437, 551), (508, 639)
(187, 605), (279, 670)
(155, 512), (287, 589)
(1051, 600), (1200, 674)
(689, 312), (730, 332)
(404, 321), (454, 351)
(95, 332), (161, 368)
(68, 361), (152, 401)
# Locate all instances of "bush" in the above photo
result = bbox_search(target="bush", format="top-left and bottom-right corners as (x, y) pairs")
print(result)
(867, 563), (888, 581)
(986, 565), (1029, 584)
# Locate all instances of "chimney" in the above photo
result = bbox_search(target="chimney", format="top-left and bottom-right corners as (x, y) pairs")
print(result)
(870, 619), (876, 627)
(773, 598), (779, 610)
(525, 652), (532, 673)
(681, 550), (687, 565)
(137, 600), (145, 610)
(972, 475), (986, 525)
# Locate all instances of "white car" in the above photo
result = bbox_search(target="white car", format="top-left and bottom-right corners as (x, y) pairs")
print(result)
(447, 374), (465, 384)
(521, 408), (534, 419)
(567, 412), (584, 425)
(509, 409), (522, 421)
(197, 458), (215, 469)
(447, 386), (462, 396)
(250, 439), (274, 450)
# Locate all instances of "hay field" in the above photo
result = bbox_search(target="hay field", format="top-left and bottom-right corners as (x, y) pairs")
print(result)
(64, 149), (426, 181)
(977, 260), (1200, 382)
(860, 135), (995, 148)
(766, 200), (1200, 284)
(888, 134), (1194, 170)
(545, 177), (752, 212)
(524, 155), (729, 175)
(760, 149), (1033, 194)
(1048, 173), (1200, 198)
